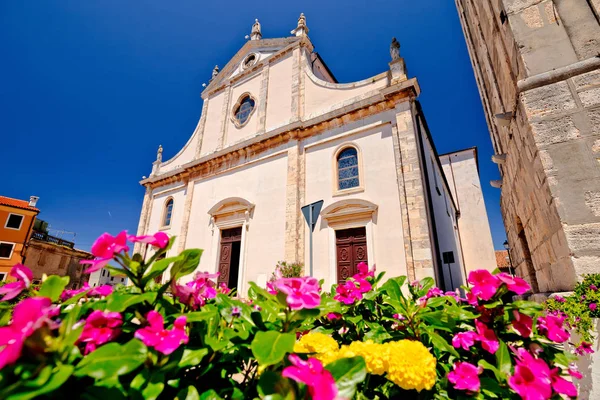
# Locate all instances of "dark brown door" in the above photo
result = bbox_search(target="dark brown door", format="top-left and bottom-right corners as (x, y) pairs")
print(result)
(336, 227), (368, 284)
(218, 227), (242, 290)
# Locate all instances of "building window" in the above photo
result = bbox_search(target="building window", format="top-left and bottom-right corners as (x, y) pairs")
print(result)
(242, 53), (257, 69)
(0, 273), (5, 282)
(5, 214), (24, 230)
(0, 242), (14, 259)
(163, 198), (174, 227)
(431, 158), (441, 196)
(337, 147), (360, 190)
(231, 93), (256, 128)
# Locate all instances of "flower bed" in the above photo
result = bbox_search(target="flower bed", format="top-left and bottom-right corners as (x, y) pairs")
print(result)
(0, 231), (587, 399)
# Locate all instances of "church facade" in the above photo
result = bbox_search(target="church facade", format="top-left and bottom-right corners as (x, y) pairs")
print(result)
(135, 15), (497, 294)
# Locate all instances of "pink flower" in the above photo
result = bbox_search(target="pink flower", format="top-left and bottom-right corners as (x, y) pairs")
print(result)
(509, 348), (552, 400)
(553, 295), (566, 303)
(512, 311), (533, 338)
(537, 314), (570, 343)
(468, 270), (501, 300)
(266, 281), (278, 295)
(0, 297), (54, 370)
(497, 273), (530, 295)
(273, 277), (321, 310)
(128, 232), (169, 249)
(465, 291), (478, 306)
(282, 354), (337, 400)
(134, 311), (188, 355)
(393, 313), (406, 321)
(550, 368), (577, 397)
(568, 364), (583, 380)
(590, 284), (598, 291)
(447, 362), (482, 392)
(81, 231), (129, 273)
(77, 310), (122, 354)
(590, 303), (597, 311)
(218, 282), (231, 295)
(475, 320), (499, 354)
(575, 341), (594, 355)
(356, 262), (375, 279)
(326, 312), (342, 321)
(60, 283), (113, 301)
(452, 331), (478, 351)
(89, 285), (113, 297)
(172, 273), (218, 310)
(334, 281), (363, 305)
(0, 264), (33, 301)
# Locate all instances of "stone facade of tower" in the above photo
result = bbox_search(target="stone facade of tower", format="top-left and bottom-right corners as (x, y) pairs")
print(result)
(455, 0), (600, 293)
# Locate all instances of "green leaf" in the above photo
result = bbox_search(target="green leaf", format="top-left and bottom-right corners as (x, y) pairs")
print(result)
(130, 370), (164, 400)
(199, 389), (223, 400)
(495, 340), (511, 377)
(142, 255), (183, 285)
(325, 356), (367, 399)
(381, 276), (406, 300)
(38, 275), (70, 302)
(258, 370), (295, 399)
(7, 365), (73, 400)
(105, 292), (157, 312)
(74, 339), (147, 380)
(179, 348), (209, 368)
(183, 310), (219, 322)
(427, 331), (459, 357)
(251, 331), (295, 366)
(478, 359), (504, 382)
(176, 386), (200, 400)
(170, 249), (203, 279)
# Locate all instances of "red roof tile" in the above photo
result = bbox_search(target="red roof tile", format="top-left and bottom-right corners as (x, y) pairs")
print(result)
(0, 196), (39, 212)
(495, 250), (510, 270)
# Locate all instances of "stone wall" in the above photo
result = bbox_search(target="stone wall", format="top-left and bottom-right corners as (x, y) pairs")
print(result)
(24, 239), (94, 289)
(455, 0), (600, 292)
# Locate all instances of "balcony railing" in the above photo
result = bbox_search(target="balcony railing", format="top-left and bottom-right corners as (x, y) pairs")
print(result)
(31, 231), (75, 249)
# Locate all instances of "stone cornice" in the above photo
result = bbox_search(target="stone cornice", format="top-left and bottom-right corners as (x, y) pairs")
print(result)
(141, 78), (420, 190)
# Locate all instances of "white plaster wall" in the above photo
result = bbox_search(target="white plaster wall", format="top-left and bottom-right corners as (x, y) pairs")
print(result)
(304, 116), (407, 289)
(228, 50), (277, 79)
(199, 91), (226, 156)
(265, 54), (293, 132)
(421, 128), (465, 291)
(226, 73), (262, 146)
(185, 153), (288, 293)
(440, 151), (497, 273)
(146, 185), (187, 253)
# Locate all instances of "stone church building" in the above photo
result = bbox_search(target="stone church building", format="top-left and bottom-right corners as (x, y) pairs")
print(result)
(135, 15), (496, 293)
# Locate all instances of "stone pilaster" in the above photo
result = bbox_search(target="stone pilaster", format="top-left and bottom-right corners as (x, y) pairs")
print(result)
(177, 179), (196, 253)
(284, 140), (306, 263)
(393, 103), (435, 280)
(217, 86), (232, 150)
(133, 186), (153, 255)
(256, 65), (270, 134)
(194, 99), (210, 159)
(290, 48), (305, 122)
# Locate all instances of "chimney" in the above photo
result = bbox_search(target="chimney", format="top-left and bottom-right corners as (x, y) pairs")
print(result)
(29, 196), (39, 207)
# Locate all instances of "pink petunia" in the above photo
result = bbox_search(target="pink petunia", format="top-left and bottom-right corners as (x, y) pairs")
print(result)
(452, 331), (478, 351)
(575, 341), (594, 355)
(468, 270), (501, 300)
(568, 364), (583, 380)
(537, 314), (570, 343)
(80, 231), (129, 273)
(475, 320), (499, 354)
(273, 277), (321, 310)
(497, 273), (530, 295)
(60, 283), (114, 301)
(509, 348), (552, 400)
(512, 311), (533, 338)
(172, 272), (218, 310)
(134, 311), (188, 355)
(282, 354), (337, 400)
(590, 303), (597, 311)
(77, 310), (122, 354)
(0, 297), (55, 370)
(128, 232), (169, 249)
(447, 362), (482, 392)
(0, 264), (33, 301)
(356, 262), (375, 279)
(550, 368), (577, 397)
(218, 282), (231, 295)
(326, 312), (342, 321)
(334, 280), (363, 305)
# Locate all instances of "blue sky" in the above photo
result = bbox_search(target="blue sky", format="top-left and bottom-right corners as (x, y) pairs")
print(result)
(0, 1), (505, 250)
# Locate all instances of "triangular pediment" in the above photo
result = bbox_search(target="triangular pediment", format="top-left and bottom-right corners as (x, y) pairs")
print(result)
(321, 200), (378, 223)
(202, 37), (304, 97)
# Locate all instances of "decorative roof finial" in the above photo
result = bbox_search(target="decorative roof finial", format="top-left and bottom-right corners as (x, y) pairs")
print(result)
(211, 65), (219, 81)
(250, 19), (262, 41)
(291, 13), (309, 37)
(156, 145), (163, 163)
(390, 37), (401, 61)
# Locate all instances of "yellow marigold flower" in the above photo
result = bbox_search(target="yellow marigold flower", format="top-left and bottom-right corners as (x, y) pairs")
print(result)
(342, 341), (387, 375)
(383, 340), (436, 392)
(294, 332), (339, 365)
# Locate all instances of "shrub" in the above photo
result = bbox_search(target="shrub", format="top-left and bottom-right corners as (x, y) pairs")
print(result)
(0, 230), (586, 399)
(269, 261), (304, 281)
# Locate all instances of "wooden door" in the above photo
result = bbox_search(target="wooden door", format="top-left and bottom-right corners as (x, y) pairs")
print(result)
(336, 227), (368, 284)
(218, 227), (242, 286)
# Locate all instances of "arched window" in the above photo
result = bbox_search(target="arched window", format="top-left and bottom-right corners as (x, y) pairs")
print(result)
(233, 94), (256, 127)
(337, 147), (360, 190)
(163, 198), (174, 227)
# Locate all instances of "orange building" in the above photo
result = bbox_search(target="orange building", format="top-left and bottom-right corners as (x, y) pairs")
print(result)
(0, 196), (40, 281)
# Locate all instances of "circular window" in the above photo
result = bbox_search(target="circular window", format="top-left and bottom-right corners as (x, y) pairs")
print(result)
(232, 94), (256, 127)
(242, 53), (258, 70)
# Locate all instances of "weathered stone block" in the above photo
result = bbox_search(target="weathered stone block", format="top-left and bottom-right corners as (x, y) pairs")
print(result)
(573, 70), (600, 92)
(585, 191), (600, 217)
(521, 81), (576, 118)
(530, 117), (580, 146)
(564, 223), (600, 254)
(579, 87), (600, 108)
